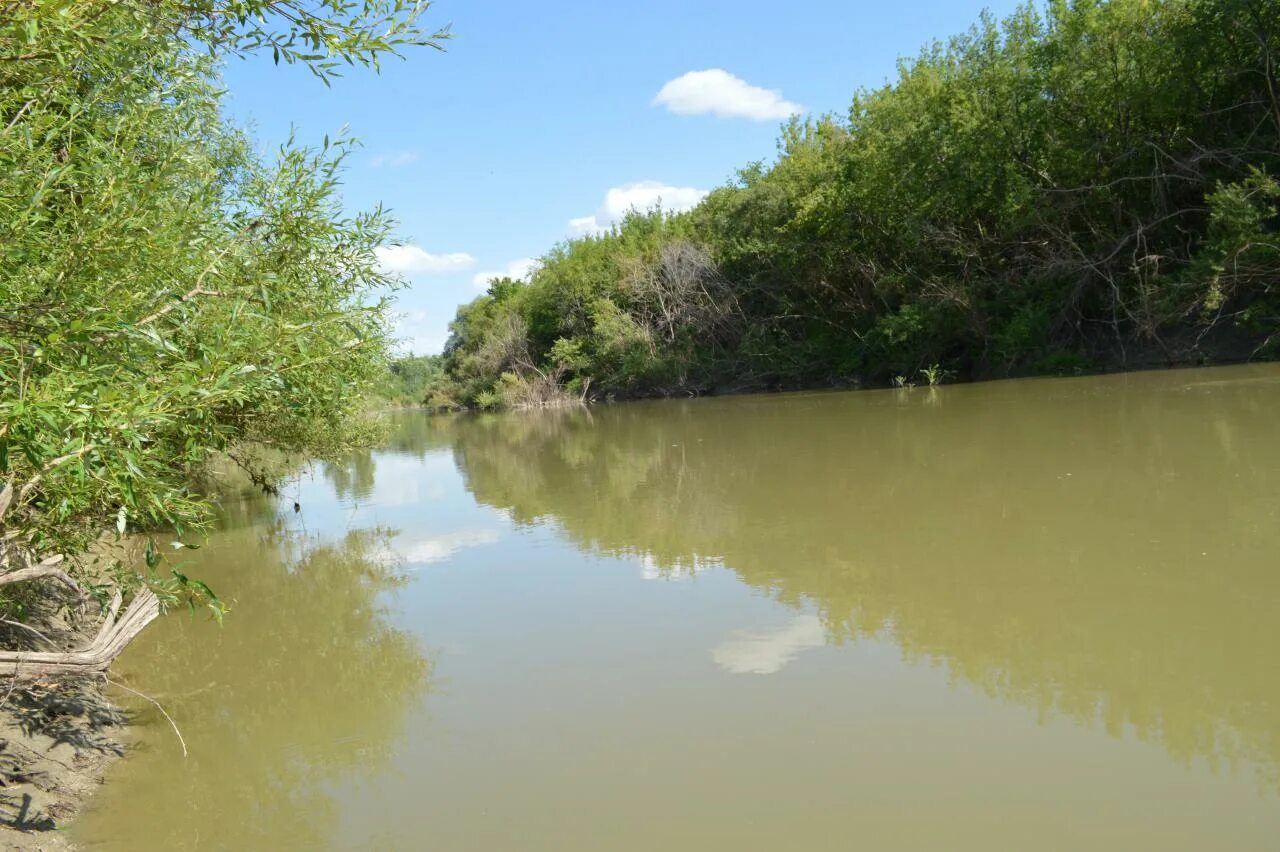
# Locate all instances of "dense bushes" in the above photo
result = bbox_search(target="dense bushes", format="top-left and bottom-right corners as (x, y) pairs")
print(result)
(0, 2), (443, 613)
(442, 0), (1280, 406)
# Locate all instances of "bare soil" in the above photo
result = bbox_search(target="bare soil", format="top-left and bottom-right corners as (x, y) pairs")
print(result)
(0, 598), (127, 850)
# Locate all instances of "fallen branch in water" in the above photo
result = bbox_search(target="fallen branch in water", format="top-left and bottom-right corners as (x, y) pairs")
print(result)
(103, 674), (188, 758)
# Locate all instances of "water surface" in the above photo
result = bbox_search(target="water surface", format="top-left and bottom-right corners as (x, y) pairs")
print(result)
(78, 365), (1280, 850)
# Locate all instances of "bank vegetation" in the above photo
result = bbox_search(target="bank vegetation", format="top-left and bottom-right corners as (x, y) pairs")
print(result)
(0, 0), (443, 696)
(427, 0), (1280, 409)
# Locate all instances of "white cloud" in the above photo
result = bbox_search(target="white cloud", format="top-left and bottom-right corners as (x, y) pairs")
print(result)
(471, 257), (538, 290)
(370, 149), (420, 168)
(376, 245), (476, 276)
(568, 181), (709, 237)
(711, 615), (826, 675)
(654, 69), (803, 121)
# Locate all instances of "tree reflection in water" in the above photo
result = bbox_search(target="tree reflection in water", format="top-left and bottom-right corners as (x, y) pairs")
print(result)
(79, 519), (429, 850)
(432, 370), (1280, 792)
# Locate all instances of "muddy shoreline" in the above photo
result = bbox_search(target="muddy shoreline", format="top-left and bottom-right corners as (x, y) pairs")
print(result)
(0, 598), (130, 850)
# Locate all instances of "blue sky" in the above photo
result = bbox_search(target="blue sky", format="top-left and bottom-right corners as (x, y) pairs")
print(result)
(222, 0), (1026, 355)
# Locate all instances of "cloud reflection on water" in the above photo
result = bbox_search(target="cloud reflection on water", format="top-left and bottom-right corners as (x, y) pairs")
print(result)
(712, 615), (826, 674)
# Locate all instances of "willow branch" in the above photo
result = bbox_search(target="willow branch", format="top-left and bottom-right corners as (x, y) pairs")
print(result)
(15, 444), (97, 506)
(136, 287), (227, 326)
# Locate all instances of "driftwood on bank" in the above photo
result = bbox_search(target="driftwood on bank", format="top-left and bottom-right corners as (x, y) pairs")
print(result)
(0, 589), (160, 678)
(0, 482), (160, 679)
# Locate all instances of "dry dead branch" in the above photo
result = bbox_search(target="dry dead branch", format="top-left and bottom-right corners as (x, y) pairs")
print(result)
(0, 588), (159, 678)
(0, 481), (160, 679)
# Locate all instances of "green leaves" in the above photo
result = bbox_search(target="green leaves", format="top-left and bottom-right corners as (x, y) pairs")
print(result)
(0, 0), (419, 595)
(436, 0), (1280, 401)
(164, 0), (451, 83)
(150, 564), (226, 624)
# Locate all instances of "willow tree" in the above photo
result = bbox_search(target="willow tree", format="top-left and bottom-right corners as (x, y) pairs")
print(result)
(0, 1), (447, 673)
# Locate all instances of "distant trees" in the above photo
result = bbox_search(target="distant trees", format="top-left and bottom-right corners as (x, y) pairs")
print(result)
(440, 0), (1280, 406)
(0, 1), (445, 666)
(377, 355), (450, 406)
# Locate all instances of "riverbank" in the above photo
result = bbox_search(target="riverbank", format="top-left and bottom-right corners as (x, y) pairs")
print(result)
(0, 597), (128, 852)
(0, 678), (124, 851)
(426, 343), (1272, 414)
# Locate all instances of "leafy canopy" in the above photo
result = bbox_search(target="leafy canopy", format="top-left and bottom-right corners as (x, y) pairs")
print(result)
(0, 0), (446, 596)
(439, 0), (1280, 406)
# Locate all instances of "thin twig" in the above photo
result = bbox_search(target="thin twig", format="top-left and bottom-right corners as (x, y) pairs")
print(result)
(136, 287), (226, 326)
(2, 100), (32, 133)
(0, 618), (57, 649)
(0, 668), (22, 709)
(103, 675), (188, 758)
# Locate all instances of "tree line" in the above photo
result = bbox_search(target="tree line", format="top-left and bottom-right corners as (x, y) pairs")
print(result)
(433, 0), (1280, 409)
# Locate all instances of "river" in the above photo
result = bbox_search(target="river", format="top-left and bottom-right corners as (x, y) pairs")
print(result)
(75, 364), (1280, 850)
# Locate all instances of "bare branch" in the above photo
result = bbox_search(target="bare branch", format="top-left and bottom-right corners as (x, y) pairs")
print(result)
(103, 674), (188, 758)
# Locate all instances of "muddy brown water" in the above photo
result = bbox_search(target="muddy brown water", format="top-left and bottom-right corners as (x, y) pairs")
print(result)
(75, 365), (1280, 850)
